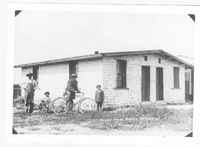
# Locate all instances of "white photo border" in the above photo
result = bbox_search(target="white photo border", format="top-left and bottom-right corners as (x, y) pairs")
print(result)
(6, 2), (200, 146)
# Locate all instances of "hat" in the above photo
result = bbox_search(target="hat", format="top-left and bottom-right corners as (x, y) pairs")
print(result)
(44, 91), (50, 95)
(96, 84), (101, 88)
(71, 74), (77, 77)
(26, 73), (33, 77)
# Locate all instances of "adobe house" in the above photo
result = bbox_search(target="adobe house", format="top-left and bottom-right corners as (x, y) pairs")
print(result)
(14, 50), (193, 105)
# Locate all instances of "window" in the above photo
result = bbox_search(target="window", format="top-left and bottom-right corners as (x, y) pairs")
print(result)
(116, 60), (127, 88)
(173, 67), (180, 88)
(144, 56), (148, 61)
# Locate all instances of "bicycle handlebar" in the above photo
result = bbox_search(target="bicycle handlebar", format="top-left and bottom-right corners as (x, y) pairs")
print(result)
(76, 92), (84, 96)
(63, 91), (84, 97)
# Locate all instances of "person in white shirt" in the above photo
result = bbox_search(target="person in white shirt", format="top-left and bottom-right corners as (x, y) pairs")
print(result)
(23, 73), (38, 113)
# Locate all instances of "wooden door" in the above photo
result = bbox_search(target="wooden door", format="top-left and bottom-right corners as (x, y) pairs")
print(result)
(141, 66), (150, 101)
(69, 61), (77, 78)
(156, 67), (163, 100)
(33, 66), (39, 81)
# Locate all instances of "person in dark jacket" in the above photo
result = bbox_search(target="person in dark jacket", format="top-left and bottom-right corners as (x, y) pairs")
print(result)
(64, 74), (80, 111)
(95, 85), (104, 112)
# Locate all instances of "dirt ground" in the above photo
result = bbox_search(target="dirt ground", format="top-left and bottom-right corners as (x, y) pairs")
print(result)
(13, 104), (193, 136)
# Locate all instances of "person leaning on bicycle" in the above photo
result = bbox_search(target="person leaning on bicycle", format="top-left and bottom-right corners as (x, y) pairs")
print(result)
(64, 73), (80, 112)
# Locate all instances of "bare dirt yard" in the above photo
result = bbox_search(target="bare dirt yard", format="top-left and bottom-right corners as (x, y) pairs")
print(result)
(13, 104), (193, 136)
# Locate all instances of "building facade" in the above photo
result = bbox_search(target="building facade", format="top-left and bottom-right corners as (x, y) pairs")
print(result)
(15, 50), (193, 105)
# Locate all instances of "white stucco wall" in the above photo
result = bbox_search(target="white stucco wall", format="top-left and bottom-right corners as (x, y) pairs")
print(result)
(102, 54), (186, 106)
(163, 61), (185, 103)
(21, 64), (68, 104)
(21, 55), (186, 106)
(34, 63), (69, 103)
(21, 59), (103, 104)
(77, 59), (103, 99)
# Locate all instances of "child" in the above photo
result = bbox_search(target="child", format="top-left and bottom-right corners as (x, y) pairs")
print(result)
(39, 91), (51, 112)
(95, 85), (104, 112)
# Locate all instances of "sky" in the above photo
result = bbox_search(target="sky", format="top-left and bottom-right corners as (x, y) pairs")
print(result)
(14, 11), (195, 83)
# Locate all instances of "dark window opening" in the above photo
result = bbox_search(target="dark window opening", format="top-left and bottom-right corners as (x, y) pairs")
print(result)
(33, 66), (39, 81)
(15, 10), (22, 17)
(144, 56), (148, 61)
(69, 61), (77, 78)
(142, 66), (150, 101)
(13, 84), (21, 99)
(158, 58), (161, 64)
(173, 67), (180, 88)
(116, 60), (127, 88)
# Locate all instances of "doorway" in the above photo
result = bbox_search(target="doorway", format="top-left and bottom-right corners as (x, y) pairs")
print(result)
(141, 66), (150, 101)
(69, 61), (77, 78)
(33, 66), (39, 81)
(156, 67), (164, 101)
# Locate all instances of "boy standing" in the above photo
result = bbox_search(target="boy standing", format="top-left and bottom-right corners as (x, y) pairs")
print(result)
(95, 85), (104, 112)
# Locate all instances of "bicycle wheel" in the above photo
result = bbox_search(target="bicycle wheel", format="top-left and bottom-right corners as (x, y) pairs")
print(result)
(51, 97), (67, 114)
(65, 99), (74, 112)
(78, 97), (96, 113)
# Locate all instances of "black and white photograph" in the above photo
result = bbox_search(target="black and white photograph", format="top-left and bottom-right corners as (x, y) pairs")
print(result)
(12, 9), (194, 137)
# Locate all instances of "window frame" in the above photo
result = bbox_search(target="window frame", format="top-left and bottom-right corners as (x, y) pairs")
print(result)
(116, 59), (127, 89)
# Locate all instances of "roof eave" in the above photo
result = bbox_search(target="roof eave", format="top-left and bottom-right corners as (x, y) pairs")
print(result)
(159, 50), (193, 68)
(14, 50), (193, 69)
(102, 49), (162, 57)
(103, 49), (193, 67)
(14, 54), (103, 68)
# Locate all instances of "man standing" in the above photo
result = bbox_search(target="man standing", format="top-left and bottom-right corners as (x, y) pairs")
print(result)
(24, 73), (38, 113)
(64, 74), (80, 112)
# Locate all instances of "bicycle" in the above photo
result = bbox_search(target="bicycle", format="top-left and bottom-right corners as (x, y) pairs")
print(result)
(51, 92), (96, 114)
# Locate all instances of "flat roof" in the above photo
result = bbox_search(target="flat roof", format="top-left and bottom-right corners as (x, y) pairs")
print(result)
(14, 49), (193, 68)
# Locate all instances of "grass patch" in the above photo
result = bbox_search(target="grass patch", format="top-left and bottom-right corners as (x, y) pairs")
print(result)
(13, 104), (192, 132)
